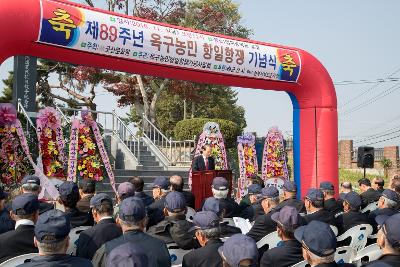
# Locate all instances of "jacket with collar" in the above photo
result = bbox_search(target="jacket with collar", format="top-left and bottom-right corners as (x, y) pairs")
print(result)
(260, 239), (303, 267)
(16, 254), (93, 267)
(182, 239), (223, 267)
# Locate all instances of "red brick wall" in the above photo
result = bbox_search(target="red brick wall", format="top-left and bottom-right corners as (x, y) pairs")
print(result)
(339, 140), (353, 169)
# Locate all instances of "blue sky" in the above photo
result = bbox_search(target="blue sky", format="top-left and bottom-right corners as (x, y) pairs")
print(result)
(1, 0), (400, 146)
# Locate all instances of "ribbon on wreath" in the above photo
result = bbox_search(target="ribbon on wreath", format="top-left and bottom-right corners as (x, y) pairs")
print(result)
(67, 119), (80, 182)
(237, 133), (258, 199)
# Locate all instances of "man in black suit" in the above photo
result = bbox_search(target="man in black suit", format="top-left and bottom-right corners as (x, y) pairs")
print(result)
(336, 191), (370, 237)
(147, 177), (170, 227)
(0, 193), (39, 263)
(247, 187), (280, 242)
(58, 181), (93, 227)
(129, 176), (154, 207)
(275, 181), (305, 213)
(372, 177), (385, 193)
(303, 188), (337, 227)
(368, 189), (398, 234)
(0, 188), (14, 234)
(260, 206), (304, 267)
(20, 175), (54, 215)
(358, 178), (382, 209)
(170, 175), (195, 209)
(77, 179), (96, 213)
(320, 181), (343, 216)
(182, 211), (224, 267)
(192, 144), (215, 171)
(76, 193), (122, 260)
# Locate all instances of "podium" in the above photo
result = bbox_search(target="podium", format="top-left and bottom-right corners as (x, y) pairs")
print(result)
(191, 170), (232, 209)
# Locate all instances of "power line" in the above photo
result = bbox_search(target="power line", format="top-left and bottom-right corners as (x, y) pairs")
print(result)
(340, 82), (400, 117)
(354, 126), (400, 144)
(363, 133), (400, 146)
(334, 77), (400, 86)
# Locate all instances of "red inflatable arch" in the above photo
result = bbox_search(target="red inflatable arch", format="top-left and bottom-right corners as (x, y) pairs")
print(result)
(0, 0), (338, 198)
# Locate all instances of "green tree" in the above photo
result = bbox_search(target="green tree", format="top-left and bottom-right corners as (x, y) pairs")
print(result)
(0, 71), (13, 103)
(380, 157), (393, 178)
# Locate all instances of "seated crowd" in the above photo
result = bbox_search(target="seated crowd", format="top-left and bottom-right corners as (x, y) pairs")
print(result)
(0, 174), (399, 267)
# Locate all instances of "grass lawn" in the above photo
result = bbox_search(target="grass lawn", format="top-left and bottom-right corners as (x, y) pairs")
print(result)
(339, 169), (387, 193)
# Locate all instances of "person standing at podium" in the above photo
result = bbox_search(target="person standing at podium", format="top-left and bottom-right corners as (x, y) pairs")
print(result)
(192, 144), (215, 171)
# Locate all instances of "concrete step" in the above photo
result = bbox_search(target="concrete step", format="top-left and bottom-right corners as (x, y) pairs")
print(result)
(139, 155), (156, 161)
(113, 169), (189, 176)
(136, 166), (164, 171)
(139, 160), (160, 167)
(109, 176), (189, 184)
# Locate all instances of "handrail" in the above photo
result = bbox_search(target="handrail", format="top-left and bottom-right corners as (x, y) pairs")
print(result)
(113, 110), (140, 162)
(55, 105), (71, 125)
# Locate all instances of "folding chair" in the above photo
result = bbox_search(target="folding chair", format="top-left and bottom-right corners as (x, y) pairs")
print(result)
(290, 260), (310, 267)
(334, 246), (355, 264)
(352, 243), (382, 267)
(330, 225), (338, 236)
(256, 231), (281, 249)
(233, 217), (252, 234)
(361, 202), (378, 213)
(222, 218), (235, 227)
(0, 253), (38, 267)
(66, 226), (91, 255)
(336, 224), (373, 253)
(168, 243), (189, 266)
(186, 207), (196, 222)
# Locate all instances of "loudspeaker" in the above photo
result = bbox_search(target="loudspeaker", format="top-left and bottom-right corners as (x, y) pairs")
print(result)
(357, 146), (374, 168)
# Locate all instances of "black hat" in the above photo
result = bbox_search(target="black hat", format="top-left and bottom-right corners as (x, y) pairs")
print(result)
(118, 197), (146, 222)
(12, 193), (39, 215)
(90, 193), (113, 209)
(21, 175), (41, 186)
(106, 242), (148, 267)
(165, 191), (186, 212)
(35, 210), (70, 243)
(212, 177), (229, 190)
(59, 181), (79, 202)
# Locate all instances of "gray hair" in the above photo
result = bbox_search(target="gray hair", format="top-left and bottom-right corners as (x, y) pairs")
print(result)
(22, 183), (40, 193)
(36, 237), (68, 255)
(382, 196), (398, 209)
(264, 196), (280, 206)
(197, 227), (220, 240)
(212, 188), (228, 199)
(307, 250), (335, 264)
(118, 217), (147, 230)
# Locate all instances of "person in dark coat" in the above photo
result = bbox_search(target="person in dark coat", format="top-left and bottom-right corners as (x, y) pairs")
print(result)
(202, 177), (240, 218)
(113, 182), (136, 218)
(0, 188), (14, 234)
(238, 184), (262, 221)
(17, 209), (93, 267)
(368, 189), (398, 234)
(76, 193), (122, 260)
(92, 197), (171, 267)
(170, 175), (195, 209)
(148, 191), (199, 249)
(320, 181), (343, 216)
(294, 221), (355, 267)
(372, 177), (385, 193)
(275, 181), (305, 213)
(303, 188), (337, 227)
(0, 194), (39, 263)
(20, 175), (54, 215)
(247, 187), (280, 242)
(218, 234), (258, 267)
(336, 191), (370, 238)
(77, 179), (96, 213)
(260, 206), (304, 267)
(129, 176), (154, 207)
(364, 213), (400, 267)
(147, 177), (170, 227)
(359, 178), (382, 209)
(338, 181), (353, 208)
(105, 242), (148, 267)
(182, 211), (224, 267)
(58, 181), (93, 227)
(202, 197), (241, 238)
(191, 144), (215, 171)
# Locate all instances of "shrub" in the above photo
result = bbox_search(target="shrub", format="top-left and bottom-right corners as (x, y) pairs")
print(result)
(173, 118), (241, 148)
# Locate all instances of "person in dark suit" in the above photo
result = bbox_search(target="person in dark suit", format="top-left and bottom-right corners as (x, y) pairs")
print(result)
(368, 189), (398, 234)
(372, 177), (385, 193)
(77, 179), (96, 213)
(0, 194), (39, 263)
(320, 181), (343, 216)
(170, 175), (195, 209)
(182, 211), (224, 267)
(0, 188), (14, 234)
(18, 209), (93, 267)
(218, 234), (258, 267)
(147, 177), (170, 227)
(147, 191), (199, 249)
(192, 144), (215, 171)
(58, 181), (93, 227)
(303, 188), (337, 227)
(275, 181), (305, 213)
(239, 184), (262, 221)
(76, 193), (122, 260)
(247, 187), (280, 242)
(294, 221), (355, 267)
(359, 178), (382, 209)
(106, 242), (148, 267)
(129, 176), (154, 207)
(336, 191), (370, 237)
(92, 197), (171, 267)
(260, 206), (304, 267)
(364, 213), (400, 267)
(20, 175), (54, 215)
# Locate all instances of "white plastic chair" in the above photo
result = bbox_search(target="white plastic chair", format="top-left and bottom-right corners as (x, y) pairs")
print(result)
(334, 246), (354, 264)
(290, 260), (309, 267)
(330, 225), (339, 236)
(336, 224), (373, 253)
(222, 218), (235, 227)
(66, 226), (91, 255)
(233, 217), (252, 234)
(0, 253), (38, 267)
(168, 243), (189, 266)
(352, 243), (382, 267)
(256, 231), (281, 249)
(361, 202), (378, 213)
(186, 207), (196, 222)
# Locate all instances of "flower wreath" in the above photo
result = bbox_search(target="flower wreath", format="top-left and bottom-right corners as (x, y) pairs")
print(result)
(237, 133), (258, 199)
